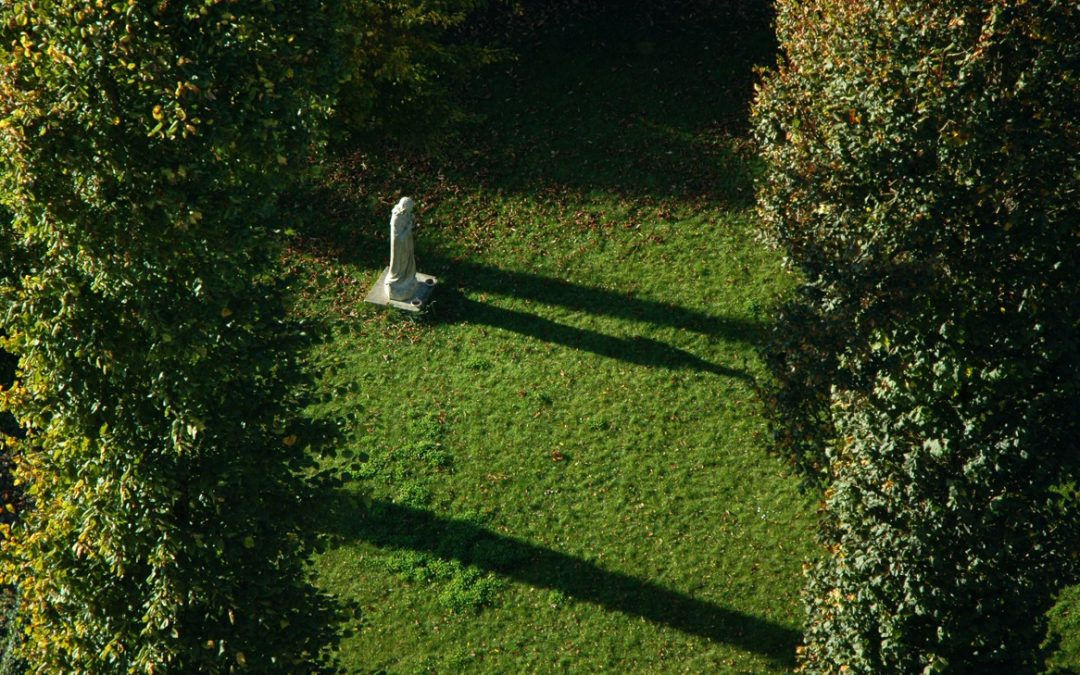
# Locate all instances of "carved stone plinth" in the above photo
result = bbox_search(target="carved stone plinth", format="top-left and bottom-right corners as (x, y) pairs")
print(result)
(365, 268), (438, 312)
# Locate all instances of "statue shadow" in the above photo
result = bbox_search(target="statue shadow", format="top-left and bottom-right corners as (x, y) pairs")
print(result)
(434, 259), (763, 344)
(432, 286), (754, 381)
(319, 493), (800, 669)
(285, 210), (763, 380)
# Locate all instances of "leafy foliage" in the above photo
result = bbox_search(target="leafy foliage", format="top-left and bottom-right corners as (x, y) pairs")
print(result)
(336, 0), (501, 143)
(0, 0), (343, 670)
(0, 209), (21, 441)
(0, 211), (20, 666)
(754, 0), (1080, 671)
(1047, 585), (1080, 672)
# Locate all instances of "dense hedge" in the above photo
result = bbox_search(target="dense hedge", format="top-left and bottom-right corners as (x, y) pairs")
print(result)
(337, 0), (500, 143)
(0, 1), (341, 670)
(0, 212), (19, 663)
(0, 208), (21, 438)
(754, 0), (1080, 671)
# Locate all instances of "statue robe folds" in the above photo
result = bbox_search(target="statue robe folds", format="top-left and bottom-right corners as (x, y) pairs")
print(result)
(364, 194), (435, 311)
(386, 197), (419, 301)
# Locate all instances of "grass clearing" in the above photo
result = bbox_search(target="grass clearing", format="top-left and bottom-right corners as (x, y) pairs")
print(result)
(289, 13), (820, 672)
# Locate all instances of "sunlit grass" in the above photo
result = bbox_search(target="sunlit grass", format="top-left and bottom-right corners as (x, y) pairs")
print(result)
(288, 14), (821, 672)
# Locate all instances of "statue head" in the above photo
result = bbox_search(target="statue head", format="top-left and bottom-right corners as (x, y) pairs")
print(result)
(392, 197), (415, 217)
(390, 197), (415, 236)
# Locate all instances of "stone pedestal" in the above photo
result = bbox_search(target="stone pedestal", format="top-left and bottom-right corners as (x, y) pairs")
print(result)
(365, 268), (438, 312)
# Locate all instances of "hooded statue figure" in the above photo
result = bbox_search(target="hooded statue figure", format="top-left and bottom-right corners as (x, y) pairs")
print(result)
(386, 197), (418, 301)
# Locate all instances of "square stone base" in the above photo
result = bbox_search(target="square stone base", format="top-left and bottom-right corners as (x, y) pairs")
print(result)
(364, 268), (438, 312)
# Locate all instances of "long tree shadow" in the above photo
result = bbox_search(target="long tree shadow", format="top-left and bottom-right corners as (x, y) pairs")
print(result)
(435, 288), (753, 381)
(287, 200), (766, 349)
(322, 495), (799, 669)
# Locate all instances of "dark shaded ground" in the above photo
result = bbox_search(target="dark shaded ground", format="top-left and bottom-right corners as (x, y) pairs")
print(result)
(451, 1), (775, 201)
(289, 2), (777, 241)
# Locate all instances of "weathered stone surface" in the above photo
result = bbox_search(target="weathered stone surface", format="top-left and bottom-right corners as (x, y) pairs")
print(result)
(365, 268), (437, 312)
(365, 197), (438, 311)
(386, 197), (418, 301)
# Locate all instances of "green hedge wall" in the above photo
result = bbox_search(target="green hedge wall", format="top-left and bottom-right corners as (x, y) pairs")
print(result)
(754, 0), (1080, 671)
(0, 1), (342, 670)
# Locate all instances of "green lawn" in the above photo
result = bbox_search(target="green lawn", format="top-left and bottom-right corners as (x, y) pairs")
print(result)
(282, 12), (1079, 674)
(285, 15), (820, 672)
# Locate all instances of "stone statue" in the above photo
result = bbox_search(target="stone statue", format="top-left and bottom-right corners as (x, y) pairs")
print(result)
(386, 197), (418, 301)
(364, 195), (436, 311)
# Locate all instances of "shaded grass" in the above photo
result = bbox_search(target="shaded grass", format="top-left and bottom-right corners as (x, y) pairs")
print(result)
(288, 11), (821, 673)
